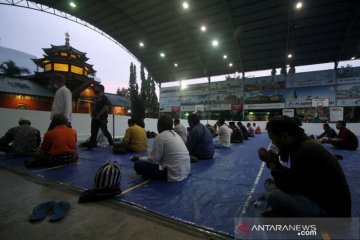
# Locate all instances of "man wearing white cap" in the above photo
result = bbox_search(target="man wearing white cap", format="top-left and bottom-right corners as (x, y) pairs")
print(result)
(0, 117), (41, 156)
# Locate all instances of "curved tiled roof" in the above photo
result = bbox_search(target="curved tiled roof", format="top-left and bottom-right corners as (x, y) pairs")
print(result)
(0, 76), (54, 97)
(105, 93), (131, 108)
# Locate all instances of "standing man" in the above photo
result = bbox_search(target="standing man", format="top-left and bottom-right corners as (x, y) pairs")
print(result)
(49, 74), (72, 130)
(87, 84), (114, 150)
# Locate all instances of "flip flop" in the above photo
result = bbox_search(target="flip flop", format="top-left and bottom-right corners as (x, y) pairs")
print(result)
(49, 201), (70, 222)
(29, 201), (55, 222)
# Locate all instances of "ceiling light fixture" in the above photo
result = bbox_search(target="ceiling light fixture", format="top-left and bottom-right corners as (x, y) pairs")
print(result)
(69, 2), (76, 8)
(182, 2), (189, 9)
(288, 54), (292, 58)
(174, 63), (178, 67)
(160, 52), (165, 57)
(223, 55), (227, 59)
(201, 26), (207, 32)
(212, 40), (218, 47)
(139, 42), (144, 47)
(229, 63), (233, 67)
(296, 2), (302, 9)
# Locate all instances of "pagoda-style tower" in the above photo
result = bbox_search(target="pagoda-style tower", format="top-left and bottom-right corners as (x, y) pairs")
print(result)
(32, 33), (97, 93)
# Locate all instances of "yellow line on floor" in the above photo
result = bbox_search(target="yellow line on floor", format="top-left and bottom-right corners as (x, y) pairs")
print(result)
(119, 179), (152, 196)
(34, 162), (80, 173)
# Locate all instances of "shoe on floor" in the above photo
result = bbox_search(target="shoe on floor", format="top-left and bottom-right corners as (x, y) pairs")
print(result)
(49, 201), (70, 222)
(29, 201), (55, 222)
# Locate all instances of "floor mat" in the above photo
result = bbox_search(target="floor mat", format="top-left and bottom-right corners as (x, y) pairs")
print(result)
(1, 135), (359, 237)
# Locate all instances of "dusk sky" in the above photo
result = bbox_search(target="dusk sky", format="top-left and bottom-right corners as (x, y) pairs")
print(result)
(0, 4), (140, 94)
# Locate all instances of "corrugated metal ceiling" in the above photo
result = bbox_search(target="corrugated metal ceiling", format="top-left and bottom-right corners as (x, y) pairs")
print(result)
(24, 0), (360, 83)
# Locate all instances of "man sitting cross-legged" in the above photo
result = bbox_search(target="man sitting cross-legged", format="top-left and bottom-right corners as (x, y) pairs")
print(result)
(113, 118), (148, 154)
(131, 114), (190, 182)
(26, 114), (78, 168)
(186, 114), (214, 162)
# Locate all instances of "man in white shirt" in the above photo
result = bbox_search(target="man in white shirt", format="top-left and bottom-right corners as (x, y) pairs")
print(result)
(215, 118), (232, 148)
(173, 118), (187, 143)
(49, 74), (72, 130)
(247, 122), (255, 137)
(131, 114), (190, 182)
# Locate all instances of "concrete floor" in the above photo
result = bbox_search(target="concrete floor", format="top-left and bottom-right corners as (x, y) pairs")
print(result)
(0, 168), (225, 240)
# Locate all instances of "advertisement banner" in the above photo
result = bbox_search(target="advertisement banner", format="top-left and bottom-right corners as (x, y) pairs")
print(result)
(231, 104), (243, 110)
(285, 86), (336, 108)
(244, 103), (285, 110)
(210, 93), (242, 105)
(171, 106), (180, 112)
(181, 83), (209, 96)
(336, 84), (360, 106)
(159, 106), (173, 112)
(337, 77), (360, 85)
(210, 78), (243, 93)
(286, 70), (335, 88)
(282, 109), (294, 117)
(181, 94), (209, 105)
(244, 89), (285, 109)
(336, 66), (360, 84)
(194, 105), (205, 112)
(209, 104), (232, 111)
(160, 86), (180, 97)
(159, 96), (180, 107)
(244, 75), (285, 91)
(180, 105), (195, 112)
(330, 107), (343, 122)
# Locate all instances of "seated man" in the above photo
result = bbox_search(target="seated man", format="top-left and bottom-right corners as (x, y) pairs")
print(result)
(258, 115), (351, 217)
(229, 122), (243, 143)
(131, 114), (190, 182)
(173, 118), (187, 143)
(186, 114), (215, 161)
(26, 114), (78, 167)
(215, 118), (232, 148)
(205, 124), (218, 138)
(0, 117), (40, 156)
(253, 123), (262, 134)
(328, 120), (358, 150)
(316, 123), (337, 143)
(113, 118), (148, 154)
(247, 123), (255, 137)
(237, 121), (249, 140)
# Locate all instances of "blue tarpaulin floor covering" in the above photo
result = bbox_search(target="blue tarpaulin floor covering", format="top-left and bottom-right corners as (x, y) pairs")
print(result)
(1, 134), (359, 237)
